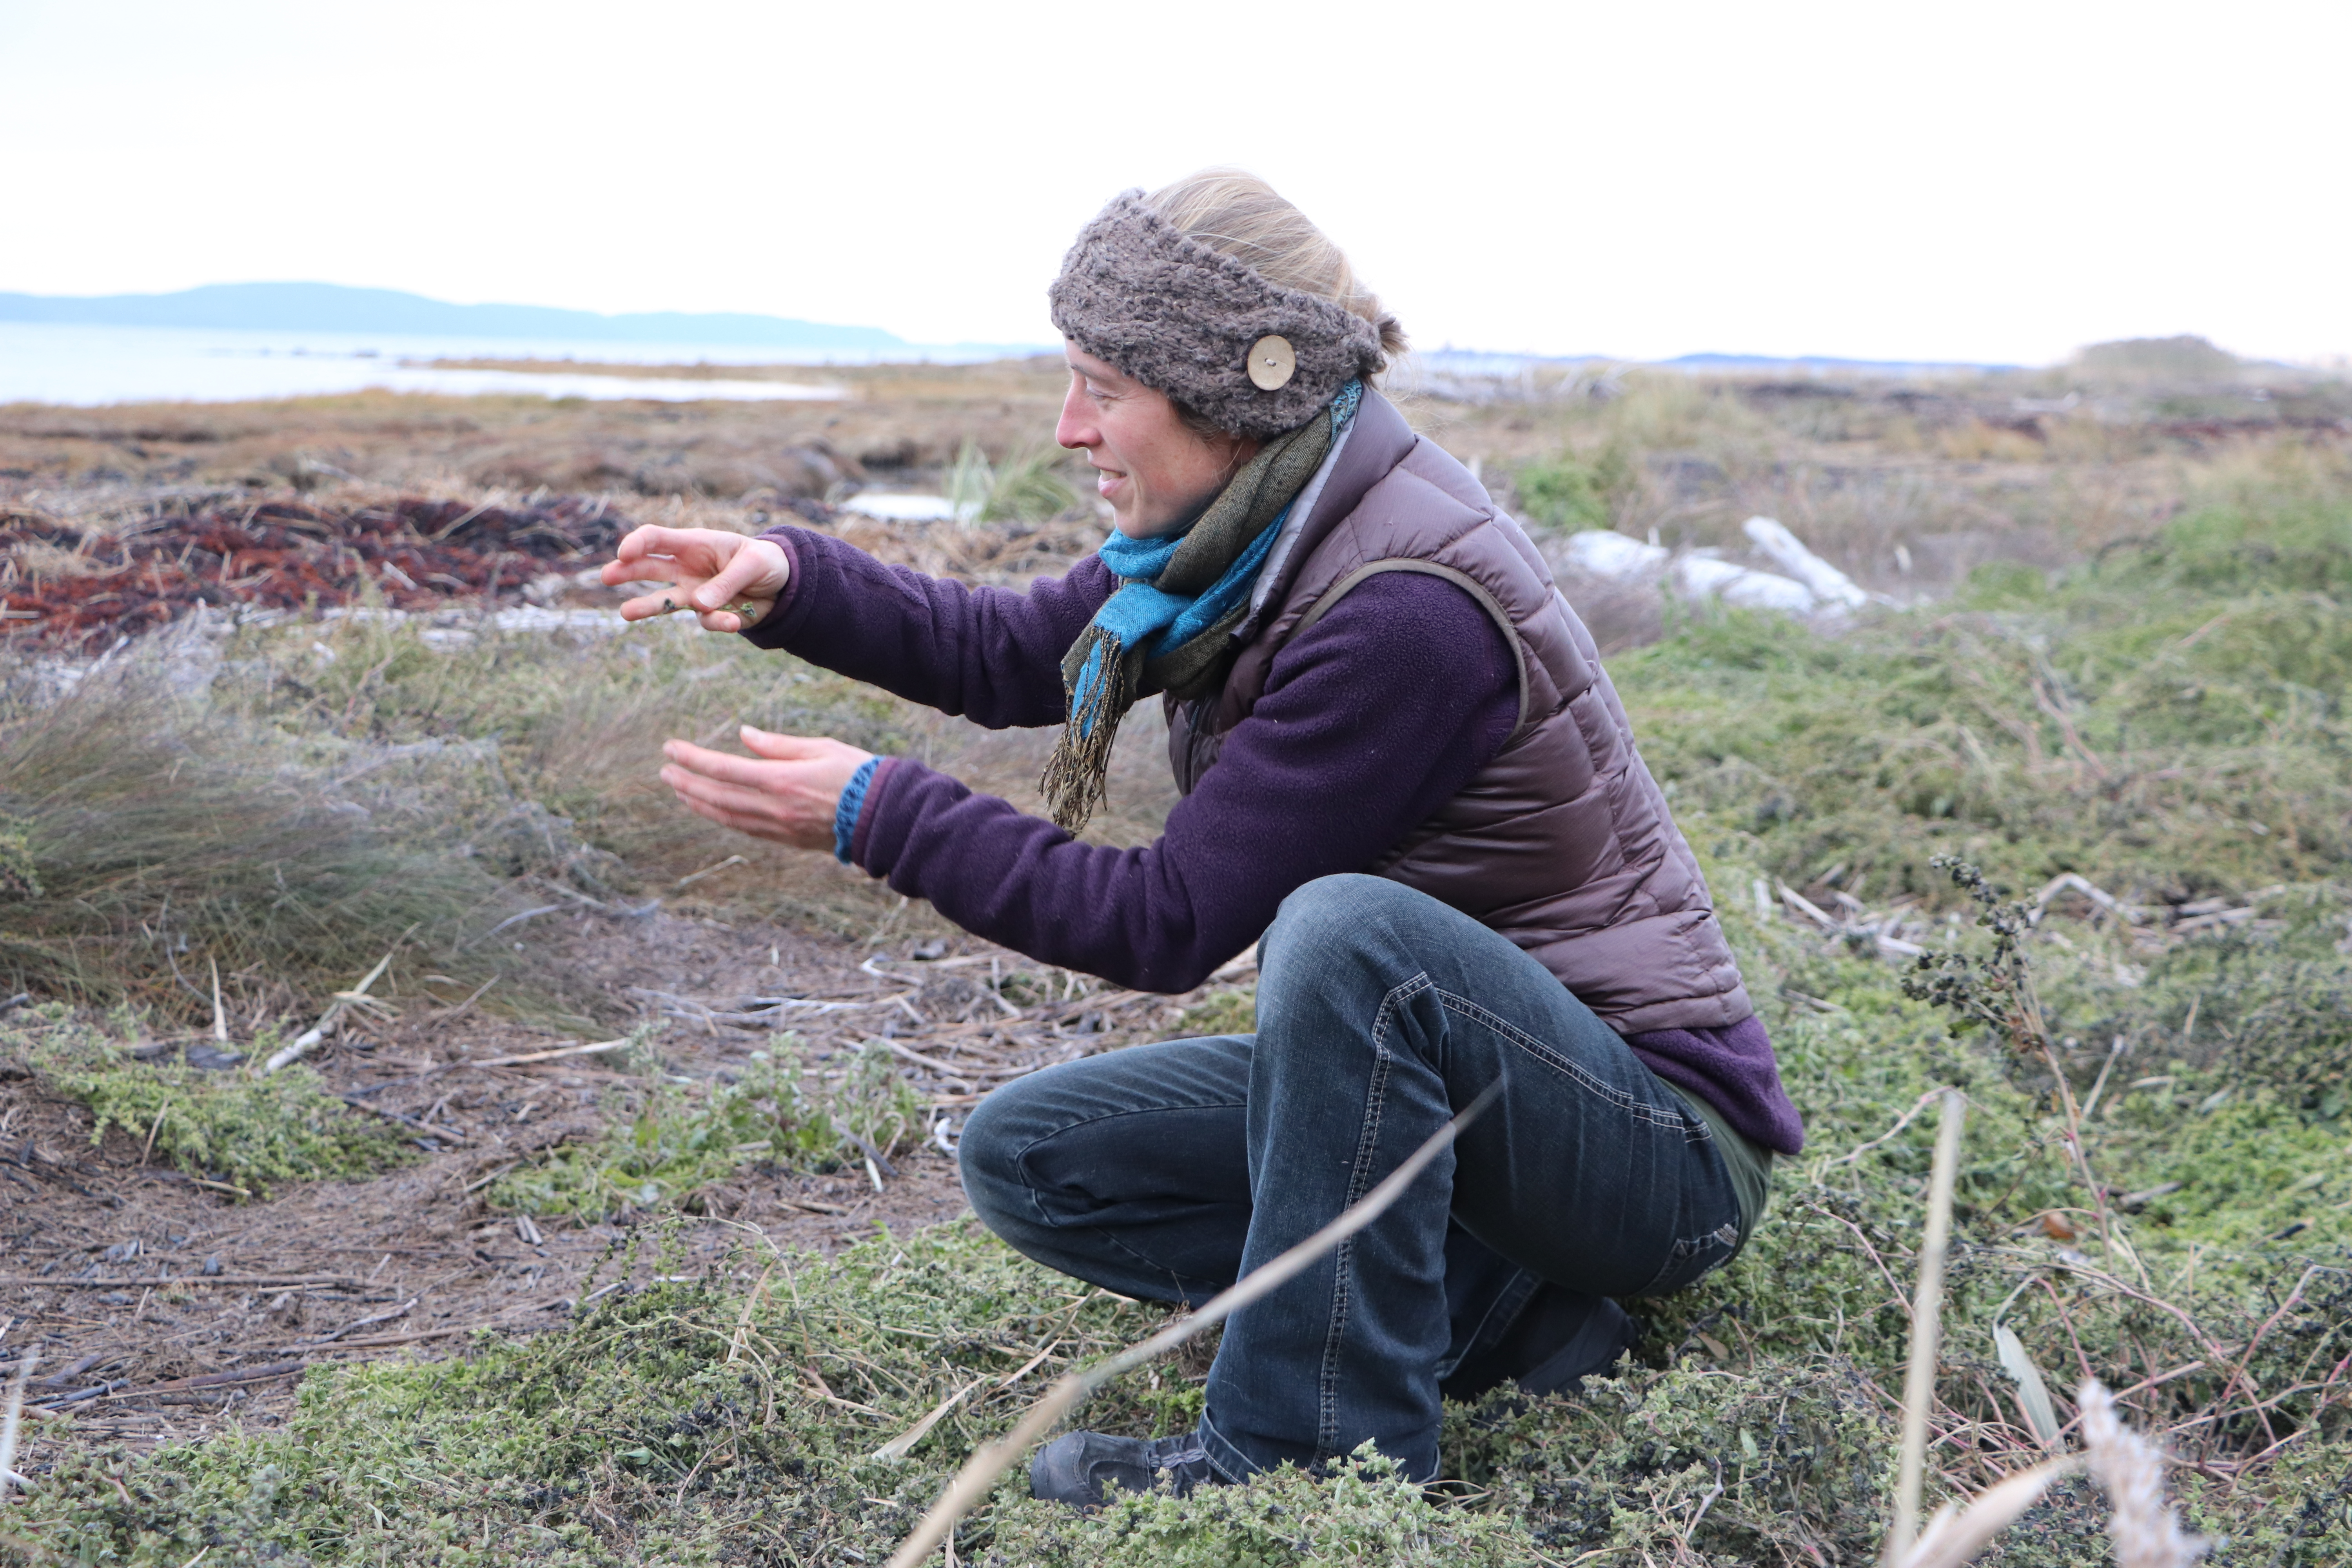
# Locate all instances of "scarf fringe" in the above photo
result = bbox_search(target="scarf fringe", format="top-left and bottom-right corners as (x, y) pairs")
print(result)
(1040, 630), (1131, 832)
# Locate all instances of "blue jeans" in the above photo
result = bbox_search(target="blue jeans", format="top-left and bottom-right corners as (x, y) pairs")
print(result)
(958, 874), (1744, 1483)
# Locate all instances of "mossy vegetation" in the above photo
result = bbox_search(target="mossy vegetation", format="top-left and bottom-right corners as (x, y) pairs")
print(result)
(486, 1038), (931, 1221)
(8, 452), (2351, 1564)
(14, 1013), (412, 1195)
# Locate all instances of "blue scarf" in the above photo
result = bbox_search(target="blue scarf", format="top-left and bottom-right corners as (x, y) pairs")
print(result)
(1042, 381), (1362, 831)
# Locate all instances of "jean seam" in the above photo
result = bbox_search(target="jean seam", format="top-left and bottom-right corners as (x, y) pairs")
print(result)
(1437, 1266), (1541, 1381)
(1315, 969), (1419, 1457)
(1002, 1100), (1250, 1300)
(1194, 1409), (1255, 1484)
(1005, 1099), (1250, 1236)
(1431, 988), (1693, 1135)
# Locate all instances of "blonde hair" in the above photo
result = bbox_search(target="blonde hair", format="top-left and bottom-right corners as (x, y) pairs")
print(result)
(1146, 168), (1408, 370)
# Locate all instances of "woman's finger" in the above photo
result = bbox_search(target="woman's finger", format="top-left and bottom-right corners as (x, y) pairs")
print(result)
(664, 767), (786, 819)
(663, 740), (790, 787)
(692, 538), (785, 612)
(618, 584), (711, 622)
(611, 524), (722, 569)
(736, 727), (833, 761)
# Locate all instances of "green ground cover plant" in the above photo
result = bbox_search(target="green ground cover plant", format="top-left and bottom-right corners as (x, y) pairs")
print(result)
(10, 1013), (412, 1195)
(1511, 444), (1635, 534)
(486, 1038), (930, 1221)
(8, 452), (2351, 1566)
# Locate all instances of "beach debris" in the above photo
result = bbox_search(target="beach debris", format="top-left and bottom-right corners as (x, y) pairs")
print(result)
(1672, 551), (1818, 612)
(1742, 514), (1876, 608)
(1555, 516), (1886, 621)
(838, 492), (971, 524)
(1561, 529), (1668, 579)
(1, 493), (642, 650)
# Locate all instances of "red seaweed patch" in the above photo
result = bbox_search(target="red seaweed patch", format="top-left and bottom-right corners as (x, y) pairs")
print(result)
(2, 494), (642, 650)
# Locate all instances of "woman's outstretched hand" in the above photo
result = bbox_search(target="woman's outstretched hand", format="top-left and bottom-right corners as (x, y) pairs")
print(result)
(661, 727), (874, 853)
(602, 525), (791, 633)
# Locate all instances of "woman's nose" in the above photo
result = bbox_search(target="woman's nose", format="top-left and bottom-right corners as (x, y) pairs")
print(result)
(1055, 383), (1097, 451)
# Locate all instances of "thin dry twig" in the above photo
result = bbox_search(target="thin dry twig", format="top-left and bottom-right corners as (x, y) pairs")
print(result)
(262, 943), (399, 1074)
(0, 1349), (34, 1494)
(1896, 1456), (2080, 1568)
(414, 1037), (633, 1075)
(0, 1273), (360, 1290)
(1822, 1086), (1952, 1172)
(1887, 1088), (1967, 1566)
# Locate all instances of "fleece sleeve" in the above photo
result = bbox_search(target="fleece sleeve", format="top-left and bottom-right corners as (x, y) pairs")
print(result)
(743, 524), (1114, 729)
(845, 570), (1521, 992)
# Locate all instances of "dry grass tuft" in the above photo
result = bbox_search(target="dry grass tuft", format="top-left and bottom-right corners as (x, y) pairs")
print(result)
(2081, 1379), (2210, 1568)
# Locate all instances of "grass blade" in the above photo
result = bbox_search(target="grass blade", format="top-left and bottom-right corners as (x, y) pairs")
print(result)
(1994, 1322), (2063, 1450)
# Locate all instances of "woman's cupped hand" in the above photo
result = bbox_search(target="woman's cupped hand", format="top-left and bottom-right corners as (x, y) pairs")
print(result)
(601, 524), (791, 633)
(604, 530), (869, 854)
(661, 728), (875, 854)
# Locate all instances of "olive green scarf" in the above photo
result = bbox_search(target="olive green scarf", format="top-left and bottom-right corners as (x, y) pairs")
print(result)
(1040, 382), (1361, 833)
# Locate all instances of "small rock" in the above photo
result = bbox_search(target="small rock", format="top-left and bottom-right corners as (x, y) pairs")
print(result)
(201, 1253), (223, 1276)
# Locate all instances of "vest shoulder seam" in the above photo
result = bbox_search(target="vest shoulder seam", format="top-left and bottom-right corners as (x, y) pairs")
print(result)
(1287, 558), (1531, 735)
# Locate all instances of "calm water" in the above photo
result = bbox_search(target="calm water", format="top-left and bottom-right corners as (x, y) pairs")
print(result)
(0, 323), (1018, 406)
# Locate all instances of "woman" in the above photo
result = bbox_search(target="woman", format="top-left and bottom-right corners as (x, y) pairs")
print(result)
(600, 171), (1803, 1505)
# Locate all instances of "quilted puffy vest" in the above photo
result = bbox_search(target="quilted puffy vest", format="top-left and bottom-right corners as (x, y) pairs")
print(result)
(1166, 392), (1753, 1034)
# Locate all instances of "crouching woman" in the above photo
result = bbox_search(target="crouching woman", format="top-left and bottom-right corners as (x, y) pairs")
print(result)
(600, 171), (1803, 1505)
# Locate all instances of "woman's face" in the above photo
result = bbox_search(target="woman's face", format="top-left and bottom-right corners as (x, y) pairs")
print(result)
(1056, 341), (1258, 539)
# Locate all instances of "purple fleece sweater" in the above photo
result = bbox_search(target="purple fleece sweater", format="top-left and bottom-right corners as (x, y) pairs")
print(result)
(750, 525), (1802, 1154)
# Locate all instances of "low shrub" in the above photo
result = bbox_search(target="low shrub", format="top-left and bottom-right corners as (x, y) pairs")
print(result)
(19, 1017), (411, 1195)
(486, 1037), (929, 1220)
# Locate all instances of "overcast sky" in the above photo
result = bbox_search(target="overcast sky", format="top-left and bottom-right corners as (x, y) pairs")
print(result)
(2, 0), (2345, 365)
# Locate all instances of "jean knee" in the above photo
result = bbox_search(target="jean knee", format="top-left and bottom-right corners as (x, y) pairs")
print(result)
(956, 1086), (1033, 1234)
(1264, 873), (1454, 991)
(1267, 874), (1403, 959)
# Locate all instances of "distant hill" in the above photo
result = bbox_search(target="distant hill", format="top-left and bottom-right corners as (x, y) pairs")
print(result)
(0, 281), (910, 350)
(2073, 335), (2245, 381)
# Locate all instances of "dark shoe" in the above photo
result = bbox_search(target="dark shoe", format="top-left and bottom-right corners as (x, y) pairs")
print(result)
(1440, 1285), (1638, 1401)
(1514, 1294), (1636, 1396)
(1030, 1430), (1223, 1508)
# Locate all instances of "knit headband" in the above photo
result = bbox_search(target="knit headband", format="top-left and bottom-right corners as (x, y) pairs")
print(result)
(1047, 190), (1388, 439)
